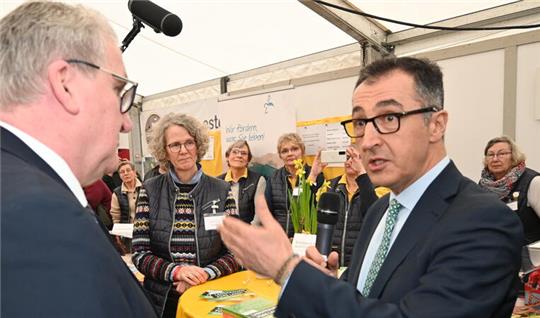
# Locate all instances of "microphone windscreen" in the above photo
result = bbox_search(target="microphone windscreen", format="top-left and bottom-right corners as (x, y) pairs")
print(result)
(128, 0), (182, 36)
(317, 192), (340, 225)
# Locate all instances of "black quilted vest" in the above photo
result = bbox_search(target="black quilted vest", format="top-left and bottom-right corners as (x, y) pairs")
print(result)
(217, 169), (262, 223)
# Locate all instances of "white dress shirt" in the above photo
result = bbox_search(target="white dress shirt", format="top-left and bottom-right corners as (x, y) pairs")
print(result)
(356, 156), (450, 293)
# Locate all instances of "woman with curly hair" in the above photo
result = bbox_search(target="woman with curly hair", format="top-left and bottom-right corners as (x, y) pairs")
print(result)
(132, 113), (240, 317)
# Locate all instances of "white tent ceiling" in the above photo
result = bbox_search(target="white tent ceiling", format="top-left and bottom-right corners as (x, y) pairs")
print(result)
(0, 0), (528, 97)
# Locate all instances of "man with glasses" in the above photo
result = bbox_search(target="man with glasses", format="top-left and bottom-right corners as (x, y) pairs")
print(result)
(0, 2), (155, 317)
(219, 57), (523, 317)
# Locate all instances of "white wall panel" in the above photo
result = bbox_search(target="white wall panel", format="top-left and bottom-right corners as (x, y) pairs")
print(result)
(438, 50), (505, 181)
(516, 42), (540, 172)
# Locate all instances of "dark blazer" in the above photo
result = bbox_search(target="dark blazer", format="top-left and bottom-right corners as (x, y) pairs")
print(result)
(276, 161), (523, 318)
(0, 128), (156, 317)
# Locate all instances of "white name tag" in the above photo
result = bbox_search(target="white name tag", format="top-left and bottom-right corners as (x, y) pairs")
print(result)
(291, 233), (317, 256)
(507, 201), (518, 211)
(204, 212), (226, 231)
(292, 187), (300, 196)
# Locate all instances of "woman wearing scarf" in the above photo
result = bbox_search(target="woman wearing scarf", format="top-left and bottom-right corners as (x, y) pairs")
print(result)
(479, 136), (540, 244)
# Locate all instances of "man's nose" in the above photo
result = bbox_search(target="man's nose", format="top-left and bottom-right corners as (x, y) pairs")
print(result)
(359, 121), (380, 151)
(120, 113), (133, 133)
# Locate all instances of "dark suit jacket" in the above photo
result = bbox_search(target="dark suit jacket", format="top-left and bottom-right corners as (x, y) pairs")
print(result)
(276, 161), (523, 318)
(0, 128), (157, 317)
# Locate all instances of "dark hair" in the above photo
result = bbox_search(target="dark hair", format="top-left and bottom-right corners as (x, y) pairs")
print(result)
(225, 140), (253, 162)
(355, 57), (444, 110)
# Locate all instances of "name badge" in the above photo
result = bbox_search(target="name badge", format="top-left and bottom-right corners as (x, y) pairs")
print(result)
(204, 212), (226, 231)
(507, 201), (518, 211)
(292, 187), (301, 197)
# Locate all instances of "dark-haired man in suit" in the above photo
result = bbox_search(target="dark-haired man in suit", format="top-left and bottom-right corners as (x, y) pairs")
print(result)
(219, 57), (523, 318)
(0, 2), (155, 317)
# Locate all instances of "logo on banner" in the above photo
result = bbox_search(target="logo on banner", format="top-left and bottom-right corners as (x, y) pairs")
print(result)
(264, 95), (274, 114)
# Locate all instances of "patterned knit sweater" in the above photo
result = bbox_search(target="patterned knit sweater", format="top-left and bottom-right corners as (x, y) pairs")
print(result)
(132, 182), (240, 283)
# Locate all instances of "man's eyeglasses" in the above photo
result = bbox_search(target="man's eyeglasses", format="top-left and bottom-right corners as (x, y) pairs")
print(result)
(340, 106), (440, 138)
(485, 151), (512, 160)
(167, 140), (197, 153)
(66, 59), (138, 114)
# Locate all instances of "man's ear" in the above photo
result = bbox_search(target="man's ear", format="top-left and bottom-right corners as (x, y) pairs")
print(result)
(429, 109), (448, 142)
(47, 60), (80, 115)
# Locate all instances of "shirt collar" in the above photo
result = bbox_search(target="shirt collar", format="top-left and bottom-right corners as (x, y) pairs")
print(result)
(121, 178), (142, 192)
(224, 168), (248, 182)
(0, 121), (88, 207)
(390, 156), (450, 211)
(169, 163), (203, 185)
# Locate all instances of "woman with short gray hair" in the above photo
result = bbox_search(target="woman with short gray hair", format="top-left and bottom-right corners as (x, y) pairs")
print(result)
(479, 136), (540, 244)
(218, 140), (266, 224)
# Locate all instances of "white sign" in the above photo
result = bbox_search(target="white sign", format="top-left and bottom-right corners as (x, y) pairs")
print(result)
(291, 233), (317, 256)
(110, 223), (134, 239)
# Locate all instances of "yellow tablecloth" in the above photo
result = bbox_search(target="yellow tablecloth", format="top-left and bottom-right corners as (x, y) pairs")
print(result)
(177, 270), (280, 318)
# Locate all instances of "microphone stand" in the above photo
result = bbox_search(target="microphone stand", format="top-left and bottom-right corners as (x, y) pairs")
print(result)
(120, 17), (144, 53)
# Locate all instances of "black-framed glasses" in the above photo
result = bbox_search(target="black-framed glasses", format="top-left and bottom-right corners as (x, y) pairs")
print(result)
(66, 59), (138, 114)
(167, 140), (197, 153)
(340, 106), (440, 138)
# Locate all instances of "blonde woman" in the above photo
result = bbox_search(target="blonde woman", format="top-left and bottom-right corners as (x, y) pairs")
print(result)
(265, 133), (325, 237)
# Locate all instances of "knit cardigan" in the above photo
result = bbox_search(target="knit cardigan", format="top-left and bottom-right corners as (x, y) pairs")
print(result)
(132, 172), (240, 315)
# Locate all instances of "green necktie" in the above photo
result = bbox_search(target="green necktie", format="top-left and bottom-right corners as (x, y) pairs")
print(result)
(362, 198), (402, 297)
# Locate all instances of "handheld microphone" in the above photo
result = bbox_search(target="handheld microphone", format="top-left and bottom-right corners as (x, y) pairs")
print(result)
(128, 0), (183, 36)
(315, 192), (340, 257)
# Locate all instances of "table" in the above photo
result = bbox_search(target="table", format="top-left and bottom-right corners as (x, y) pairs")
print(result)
(177, 270), (280, 318)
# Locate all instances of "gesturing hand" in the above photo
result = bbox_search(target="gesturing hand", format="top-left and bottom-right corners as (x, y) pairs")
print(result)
(219, 195), (294, 281)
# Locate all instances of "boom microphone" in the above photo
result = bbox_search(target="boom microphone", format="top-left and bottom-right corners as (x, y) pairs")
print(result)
(315, 192), (340, 257)
(128, 0), (182, 36)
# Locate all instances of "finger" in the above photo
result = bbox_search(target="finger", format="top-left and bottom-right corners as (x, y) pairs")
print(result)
(194, 270), (206, 282)
(253, 194), (276, 228)
(219, 218), (249, 258)
(327, 251), (340, 272)
(184, 274), (199, 285)
(345, 147), (356, 158)
(305, 246), (326, 266)
(302, 257), (332, 276)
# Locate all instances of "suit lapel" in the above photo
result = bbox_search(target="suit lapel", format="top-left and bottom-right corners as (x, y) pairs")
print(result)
(368, 162), (462, 298)
(1, 127), (67, 188)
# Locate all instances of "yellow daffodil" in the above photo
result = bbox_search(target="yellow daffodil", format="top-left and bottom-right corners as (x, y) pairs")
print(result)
(293, 159), (304, 170)
(295, 168), (306, 177)
(315, 180), (331, 202)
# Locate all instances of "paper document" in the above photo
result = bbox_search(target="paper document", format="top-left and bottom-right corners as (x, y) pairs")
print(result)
(110, 223), (134, 238)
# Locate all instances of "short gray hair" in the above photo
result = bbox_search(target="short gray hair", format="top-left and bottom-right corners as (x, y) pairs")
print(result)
(117, 161), (135, 172)
(483, 136), (526, 168)
(0, 1), (116, 108)
(149, 113), (209, 165)
(277, 133), (305, 155)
